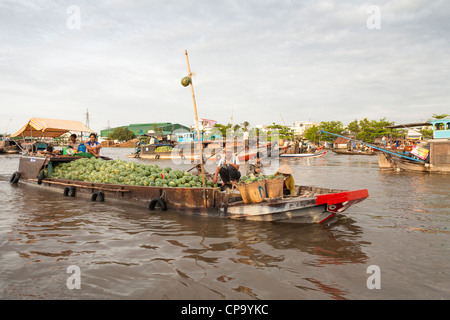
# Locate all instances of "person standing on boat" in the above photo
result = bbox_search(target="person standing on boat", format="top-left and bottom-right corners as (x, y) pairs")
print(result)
(86, 133), (102, 157)
(381, 136), (387, 148)
(276, 163), (296, 196)
(213, 151), (241, 189)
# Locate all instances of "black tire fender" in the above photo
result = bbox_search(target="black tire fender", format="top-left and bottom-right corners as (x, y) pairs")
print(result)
(64, 186), (76, 197)
(37, 170), (45, 185)
(91, 191), (105, 202)
(148, 198), (167, 211)
(10, 172), (21, 184)
(155, 154), (160, 159)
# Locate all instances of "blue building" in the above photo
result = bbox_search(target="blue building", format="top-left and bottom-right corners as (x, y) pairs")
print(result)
(430, 119), (450, 139)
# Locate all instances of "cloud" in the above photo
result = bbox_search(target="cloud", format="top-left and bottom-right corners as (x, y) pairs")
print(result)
(1, 0), (449, 135)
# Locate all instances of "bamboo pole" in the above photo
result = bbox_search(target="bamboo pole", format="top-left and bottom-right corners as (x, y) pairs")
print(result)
(185, 50), (207, 208)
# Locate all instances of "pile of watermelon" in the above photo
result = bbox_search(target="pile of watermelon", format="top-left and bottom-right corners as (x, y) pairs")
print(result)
(50, 157), (218, 188)
(239, 173), (283, 184)
(155, 146), (173, 152)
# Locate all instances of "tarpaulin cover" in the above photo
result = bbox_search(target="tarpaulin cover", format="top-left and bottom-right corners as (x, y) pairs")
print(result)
(410, 146), (429, 160)
(11, 118), (93, 138)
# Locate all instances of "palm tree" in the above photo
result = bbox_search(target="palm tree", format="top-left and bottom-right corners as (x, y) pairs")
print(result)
(241, 121), (250, 131)
(432, 113), (448, 120)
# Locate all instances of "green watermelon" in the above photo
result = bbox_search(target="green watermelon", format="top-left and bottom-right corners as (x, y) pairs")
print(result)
(181, 76), (191, 87)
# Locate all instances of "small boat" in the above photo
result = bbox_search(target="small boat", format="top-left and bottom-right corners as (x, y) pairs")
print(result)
(280, 150), (328, 158)
(0, 139), (21, 154)
(236, 143), (270, 161)
(128, 142), (178, 159)
(332, 149), (376, 156)
(129, 135), (228, 161)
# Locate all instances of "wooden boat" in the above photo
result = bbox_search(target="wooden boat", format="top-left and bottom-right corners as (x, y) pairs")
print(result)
(11, 154), (369, 224)
(237, 150), (257, 161)
(129, 139), (226, 161)
(332, 149), (376, 156)
(322, 125), (450, 173)
(0, 139), (21, 154)
(377, 153), (430, 172)
(378, 120), (450, 173)
(9, 118), (369, 224)
(236, 144), (270, 161)
(128, 143), (178, 159)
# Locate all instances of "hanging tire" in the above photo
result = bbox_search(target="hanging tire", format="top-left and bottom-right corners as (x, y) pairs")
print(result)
(91, 191), (104, 202)
(148, 198), (167, 211)
(63, 186), (76, 197)
(155, 154), (160, 159)
(10, 172), (21, 184)
(37, 170), (45, 185)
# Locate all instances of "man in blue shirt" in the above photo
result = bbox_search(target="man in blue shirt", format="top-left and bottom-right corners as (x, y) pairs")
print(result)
(86, 133), (102, 157)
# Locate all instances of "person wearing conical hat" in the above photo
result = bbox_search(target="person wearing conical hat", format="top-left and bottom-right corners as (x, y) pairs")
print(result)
(276, 163), (296, 196)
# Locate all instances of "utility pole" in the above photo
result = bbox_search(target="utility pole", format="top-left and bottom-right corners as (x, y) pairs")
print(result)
(85, 109), (90, 129)
(231, 106), (233, 125)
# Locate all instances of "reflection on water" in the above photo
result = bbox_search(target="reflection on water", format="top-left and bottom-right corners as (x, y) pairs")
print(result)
(0, 149), (449, 299)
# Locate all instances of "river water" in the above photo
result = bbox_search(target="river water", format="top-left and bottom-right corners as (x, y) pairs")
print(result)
(0, 148), (448, 300)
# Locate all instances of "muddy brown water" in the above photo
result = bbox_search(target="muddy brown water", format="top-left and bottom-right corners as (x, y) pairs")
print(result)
(0, 148), (448, 300)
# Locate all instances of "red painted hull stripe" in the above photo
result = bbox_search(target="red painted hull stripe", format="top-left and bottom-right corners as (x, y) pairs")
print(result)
(315, 189), (369, 205)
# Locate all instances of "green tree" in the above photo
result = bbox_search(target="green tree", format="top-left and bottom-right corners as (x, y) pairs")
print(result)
(213, 123), (232, 138)
(304, 125), (321, 143)
(320, 121), (344, 142)
(267, 122), (293, 140)
(356, 118), (402, 143)
(107, 127), (136, 141)
(420, 127), (433, 139)
(241, 121), (250, 131)
(347, 119), (361, 135)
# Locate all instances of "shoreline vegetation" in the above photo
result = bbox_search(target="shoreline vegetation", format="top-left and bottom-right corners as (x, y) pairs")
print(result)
(5, 114), (446, 147)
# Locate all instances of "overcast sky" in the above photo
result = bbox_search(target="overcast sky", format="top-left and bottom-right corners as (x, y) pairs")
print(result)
(1, 0), (449, 134)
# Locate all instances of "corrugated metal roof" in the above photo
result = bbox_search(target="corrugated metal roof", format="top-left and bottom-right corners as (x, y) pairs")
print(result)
(334, 137), (351, 144)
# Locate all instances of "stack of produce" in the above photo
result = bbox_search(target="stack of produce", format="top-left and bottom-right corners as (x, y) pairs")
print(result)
(155, 146), (173, 152)
(50, 157), (218, 188)
(238, 173), (283, 184)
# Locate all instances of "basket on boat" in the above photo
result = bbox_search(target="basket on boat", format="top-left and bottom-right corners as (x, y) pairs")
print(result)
(238, 179), (266, 204)
(265, 177), (284, 199)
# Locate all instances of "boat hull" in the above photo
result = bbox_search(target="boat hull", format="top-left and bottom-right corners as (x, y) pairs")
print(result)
(378, 153), (450, 173)
(332, 149), (375, 156)
(13, 155), (369, 224)
(280, 151), (327, 158)
(223, 188), (368, 223)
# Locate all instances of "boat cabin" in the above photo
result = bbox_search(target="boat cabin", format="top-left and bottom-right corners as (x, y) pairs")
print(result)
(430, 119), (450, 139)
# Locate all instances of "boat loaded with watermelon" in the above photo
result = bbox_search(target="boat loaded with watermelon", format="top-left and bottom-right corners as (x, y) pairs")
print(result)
(9, 118), (369, 224)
